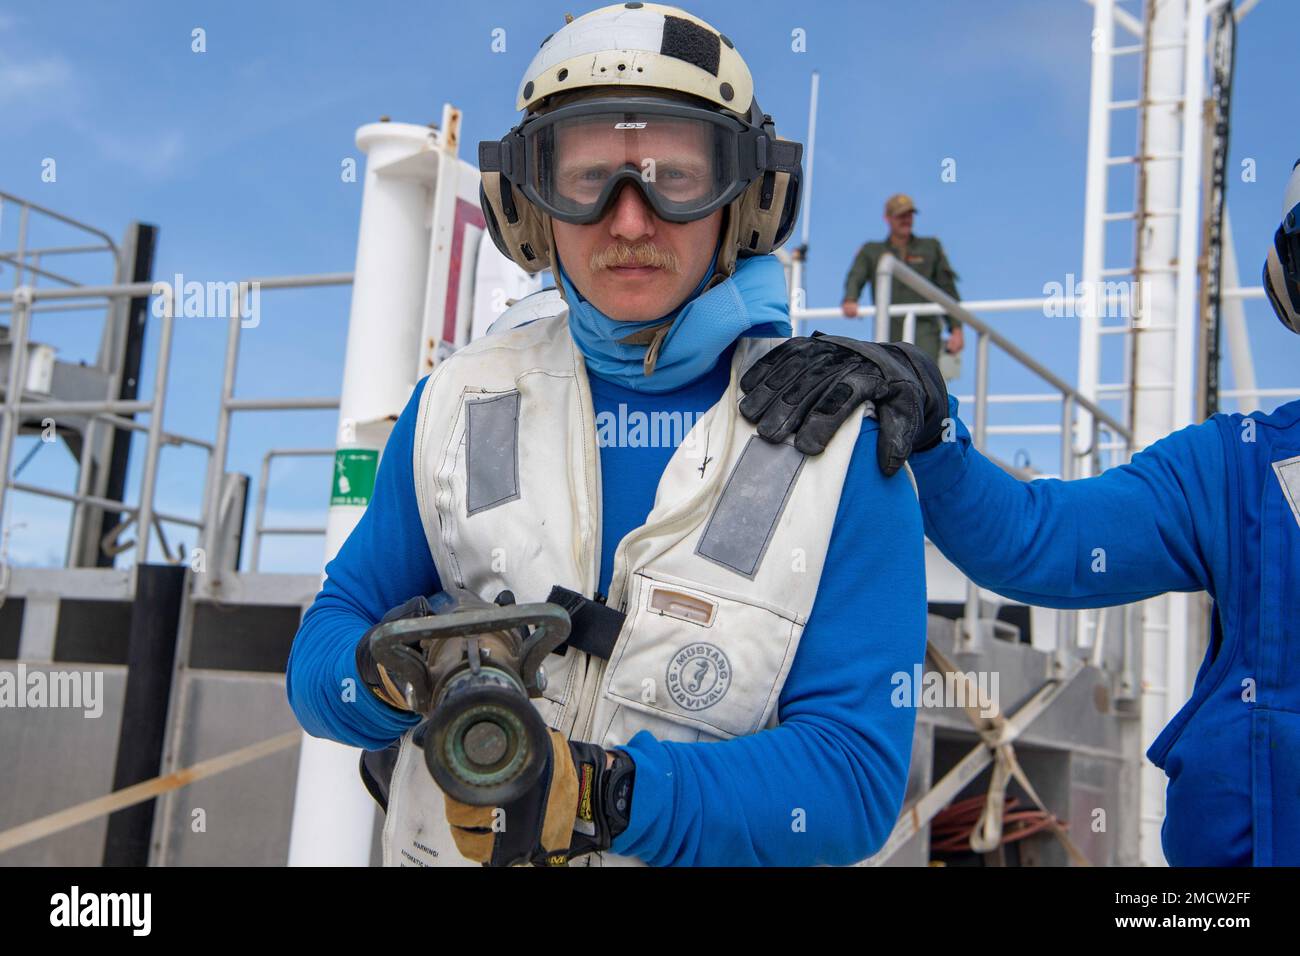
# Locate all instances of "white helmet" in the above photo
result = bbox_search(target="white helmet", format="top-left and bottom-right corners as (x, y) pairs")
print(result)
(477, 3), (803, 293)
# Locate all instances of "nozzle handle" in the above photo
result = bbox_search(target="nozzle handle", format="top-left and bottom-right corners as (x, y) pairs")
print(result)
(368, 602), (571, 712)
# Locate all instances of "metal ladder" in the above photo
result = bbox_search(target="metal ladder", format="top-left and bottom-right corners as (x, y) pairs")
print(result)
(1077, 0), (1238, 866)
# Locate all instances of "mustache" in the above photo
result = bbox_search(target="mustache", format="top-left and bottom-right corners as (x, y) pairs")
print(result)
(591, 243), (680, 272)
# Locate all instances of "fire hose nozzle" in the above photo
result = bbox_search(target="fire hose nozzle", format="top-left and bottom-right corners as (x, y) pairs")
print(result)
(367, 590), (570, 806)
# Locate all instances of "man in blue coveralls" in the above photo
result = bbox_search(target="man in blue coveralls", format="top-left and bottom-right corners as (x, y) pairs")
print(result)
(739, 160), (1300, 866)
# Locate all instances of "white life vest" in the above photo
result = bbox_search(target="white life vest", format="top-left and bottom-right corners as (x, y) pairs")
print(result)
(382, 307), (866, 866)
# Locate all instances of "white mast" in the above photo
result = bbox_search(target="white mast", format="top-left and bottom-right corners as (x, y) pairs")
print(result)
(1077, 0), (1223, 866)
(286, 121), (437, 866)
(286, 106), (511, 865)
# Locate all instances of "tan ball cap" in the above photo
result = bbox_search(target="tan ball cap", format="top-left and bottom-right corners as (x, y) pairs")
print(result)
(885, 194), (918, 216)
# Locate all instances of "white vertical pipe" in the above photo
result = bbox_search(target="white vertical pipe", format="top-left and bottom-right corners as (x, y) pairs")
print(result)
(1219, 209), (1259, 412)
(801, 71), (819, 249)
(1076, 0), (1114, 477)
(1075, 0), (1116, 729)
(287, 122), (435, 867)
(1134, 0), (1183, 869)
(790, 71), (818, 342)
(1174, 0), (1206, 435)
(1160, 0), (1206, 868)
(789, 255), (804, 337)
(1132, 0), (1209, 868)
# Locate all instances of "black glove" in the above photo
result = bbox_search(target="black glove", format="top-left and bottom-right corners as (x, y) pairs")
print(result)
(354, 594), (438, 711)
(738, 332), (949, 474)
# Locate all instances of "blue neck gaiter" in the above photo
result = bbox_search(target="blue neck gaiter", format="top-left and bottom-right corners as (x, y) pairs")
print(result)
(557, 247), (793, 393)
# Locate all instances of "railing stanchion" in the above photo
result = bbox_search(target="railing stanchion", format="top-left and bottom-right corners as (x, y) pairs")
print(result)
(134, 287), (175, 567)
(1056, 395), (1078, 676)
(973, 332), (990, 449)
(251, 451), (272, 573)
(0, 289), (33, 531)
(202, 297), (244, 583)
(874, 254), (893, 343)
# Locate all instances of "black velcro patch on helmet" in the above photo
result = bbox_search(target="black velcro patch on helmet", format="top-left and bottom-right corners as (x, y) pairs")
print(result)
(660, 15), (720, 76)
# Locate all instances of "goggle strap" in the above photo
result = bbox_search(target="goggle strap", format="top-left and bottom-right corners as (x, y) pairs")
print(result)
(482, 134), (524, 178)
(764, 138), (802, 174)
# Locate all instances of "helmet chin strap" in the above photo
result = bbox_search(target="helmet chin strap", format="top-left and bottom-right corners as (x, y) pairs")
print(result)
(637, 224), (729, 376)
(640, 323), (674, 377)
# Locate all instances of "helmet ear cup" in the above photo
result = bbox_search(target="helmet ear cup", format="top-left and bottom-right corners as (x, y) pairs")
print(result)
(728, 127), (802, 260)
(732, 167), (801, 258)
(478, 180), (512, 261)
(478, 170), (553, 273)
(771, 164), (802, 251)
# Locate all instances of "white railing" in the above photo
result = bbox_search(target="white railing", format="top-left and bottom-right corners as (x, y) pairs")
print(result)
(0, 274), (350, 573)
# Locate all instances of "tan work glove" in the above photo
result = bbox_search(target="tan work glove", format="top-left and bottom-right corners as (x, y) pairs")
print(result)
(443, 731), (636, 867)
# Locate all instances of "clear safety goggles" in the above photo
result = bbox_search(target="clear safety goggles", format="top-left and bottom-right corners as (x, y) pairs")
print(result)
(479, 97), (802, 225)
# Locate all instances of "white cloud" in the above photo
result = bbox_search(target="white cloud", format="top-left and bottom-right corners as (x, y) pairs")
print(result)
(0, 54), (74, 103)
(0, 33), (184, 175)
(92, 127), (187, 177)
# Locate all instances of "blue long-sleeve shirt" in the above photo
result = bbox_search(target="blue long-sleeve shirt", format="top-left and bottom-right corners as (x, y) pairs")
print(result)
(287, 344), (927, 866)
(908, 396), (1222, 607)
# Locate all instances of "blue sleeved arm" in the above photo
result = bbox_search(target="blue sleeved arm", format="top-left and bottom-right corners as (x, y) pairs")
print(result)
(285, 377), (437, 750)
(907, 396), (1224, 608)
(612, 419), (928, 866)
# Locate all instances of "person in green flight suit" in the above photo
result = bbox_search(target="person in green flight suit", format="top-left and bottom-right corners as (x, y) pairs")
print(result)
(841, 194), (963, 374)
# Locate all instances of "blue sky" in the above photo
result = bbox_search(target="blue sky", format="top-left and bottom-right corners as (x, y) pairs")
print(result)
(1, 0), (1296, 570)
